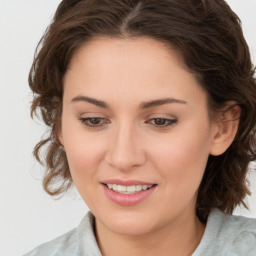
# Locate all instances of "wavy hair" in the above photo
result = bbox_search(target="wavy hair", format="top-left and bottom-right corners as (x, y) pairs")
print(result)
(29, 0), (256, 222)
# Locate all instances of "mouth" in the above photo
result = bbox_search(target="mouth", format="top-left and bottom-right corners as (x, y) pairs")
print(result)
(101, 180), (157, 206)
(103, 183), (156, 194)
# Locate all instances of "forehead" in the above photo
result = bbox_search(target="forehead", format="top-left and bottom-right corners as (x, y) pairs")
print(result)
(69, 36), (182, 75)
(64, 37), (207, 109)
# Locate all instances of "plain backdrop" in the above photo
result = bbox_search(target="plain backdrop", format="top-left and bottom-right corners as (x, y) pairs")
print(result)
(0, 1), (255, 255)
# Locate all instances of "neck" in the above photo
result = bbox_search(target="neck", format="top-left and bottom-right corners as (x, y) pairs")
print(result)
(95, 208), (205, 256)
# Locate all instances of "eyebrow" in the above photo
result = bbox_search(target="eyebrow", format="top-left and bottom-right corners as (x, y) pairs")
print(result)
(71, 95), (187, 109)
(140, 98), (187, 109)
(71, 96), (108, 108)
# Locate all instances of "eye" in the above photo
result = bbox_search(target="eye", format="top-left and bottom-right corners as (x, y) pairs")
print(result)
(79, 117), (109, 128)
(147, 118), (177, 128)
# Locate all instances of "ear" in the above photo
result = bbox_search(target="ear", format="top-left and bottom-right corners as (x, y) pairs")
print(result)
(210, 102), (241, 156)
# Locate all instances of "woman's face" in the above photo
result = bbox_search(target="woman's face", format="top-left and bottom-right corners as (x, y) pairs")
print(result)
(60, 37), (218, 236)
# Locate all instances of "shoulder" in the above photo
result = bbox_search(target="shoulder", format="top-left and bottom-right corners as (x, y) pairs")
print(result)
(193, 208), (256, 256)
(220, 211), (256, 255)
(23, 228), (78, 256)
(23, 211), (102, 256)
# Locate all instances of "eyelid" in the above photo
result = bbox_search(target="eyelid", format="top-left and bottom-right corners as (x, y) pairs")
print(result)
(79, 117), (110, 129)
(146, 117), (178, 128)
(78, 114), (178, 130)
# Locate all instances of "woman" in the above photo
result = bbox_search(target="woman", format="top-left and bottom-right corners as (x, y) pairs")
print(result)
(24, 0), (256, 255)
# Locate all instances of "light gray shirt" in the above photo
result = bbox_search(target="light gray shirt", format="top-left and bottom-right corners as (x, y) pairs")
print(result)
(24, 208), (256, 256)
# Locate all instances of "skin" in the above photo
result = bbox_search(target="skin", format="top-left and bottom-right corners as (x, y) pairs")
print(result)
(59, 37), (240, 256)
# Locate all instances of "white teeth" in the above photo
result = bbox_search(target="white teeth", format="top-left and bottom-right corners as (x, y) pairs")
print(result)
(142, 185), (148, 190)
(106, 184), (153, 194)
(127, 185), (136, 193)
(117, 185), (126, 192)
(135, 185), (141, 191)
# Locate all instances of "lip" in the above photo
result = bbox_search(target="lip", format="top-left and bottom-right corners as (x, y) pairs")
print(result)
(101, 181), (157, 206)
(101, 179), (155, 186)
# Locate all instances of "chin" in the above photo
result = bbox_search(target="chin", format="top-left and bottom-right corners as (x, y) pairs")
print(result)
(108, 219), (155, 236)
(95, 209), (161, 236)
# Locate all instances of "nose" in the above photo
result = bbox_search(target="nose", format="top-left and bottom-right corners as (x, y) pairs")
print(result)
(105, 123), (146, 171)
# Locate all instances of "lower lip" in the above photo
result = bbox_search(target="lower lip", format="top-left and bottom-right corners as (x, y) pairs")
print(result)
(102, 184), (157, 206)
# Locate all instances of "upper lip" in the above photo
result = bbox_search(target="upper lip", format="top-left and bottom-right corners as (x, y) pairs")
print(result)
(101, 179), (156, 186)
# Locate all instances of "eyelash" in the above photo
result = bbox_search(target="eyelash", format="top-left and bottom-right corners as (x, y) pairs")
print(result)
(79, 117), (108, 128)
(79, 117), (177, 129)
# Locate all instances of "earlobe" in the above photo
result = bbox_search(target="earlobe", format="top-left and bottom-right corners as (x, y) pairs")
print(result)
(210, 104), (241, 156)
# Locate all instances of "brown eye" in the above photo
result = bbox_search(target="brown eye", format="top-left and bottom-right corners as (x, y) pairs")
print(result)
(147, 118), (177, 128)
(154, 118), (167, 126)
(79, 117), (108, 128)
(89, 118), (102, 125)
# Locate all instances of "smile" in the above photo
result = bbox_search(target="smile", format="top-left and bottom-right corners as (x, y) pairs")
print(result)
(106, 184), (154, 194)
(101, 181), (157, 206)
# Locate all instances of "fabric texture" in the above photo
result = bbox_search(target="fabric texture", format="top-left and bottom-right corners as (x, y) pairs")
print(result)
(23, 208), (256, 256)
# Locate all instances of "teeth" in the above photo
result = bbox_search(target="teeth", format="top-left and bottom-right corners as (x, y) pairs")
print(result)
(106, 184), (153, 194)
(142, 185), (148, 190)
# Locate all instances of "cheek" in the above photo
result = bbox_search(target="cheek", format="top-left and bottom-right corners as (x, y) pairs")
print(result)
(149, 121), (211, 191)
(65, 138), (103, 176)
(63, 134), (105, 206)
(61, 118), (106, 184)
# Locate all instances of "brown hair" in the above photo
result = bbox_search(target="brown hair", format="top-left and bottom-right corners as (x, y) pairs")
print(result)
(29, 0), (256, 222)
